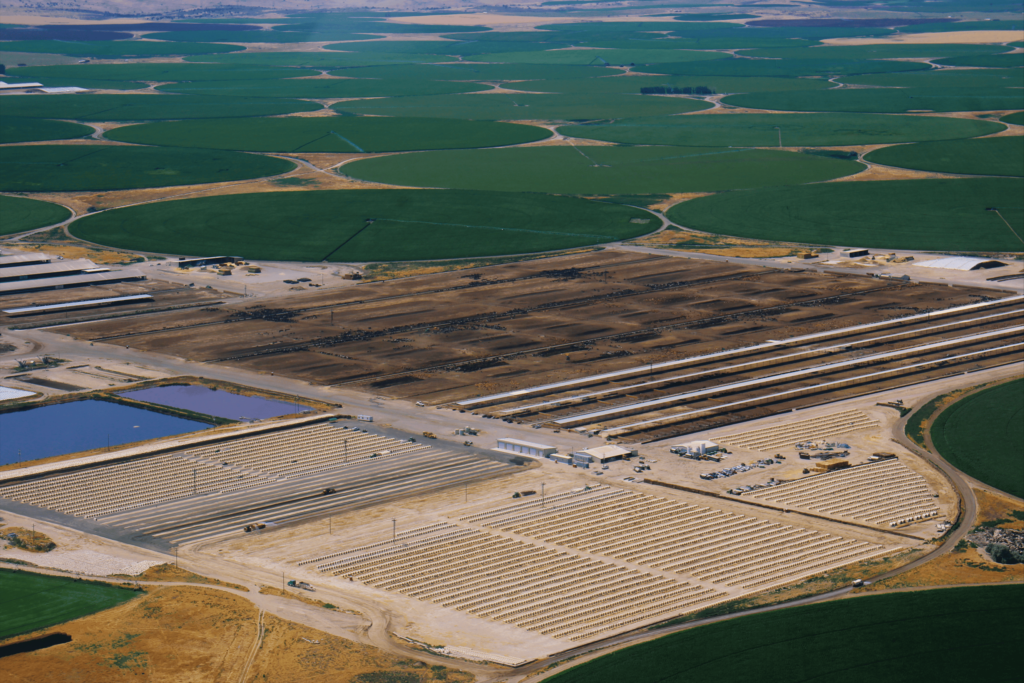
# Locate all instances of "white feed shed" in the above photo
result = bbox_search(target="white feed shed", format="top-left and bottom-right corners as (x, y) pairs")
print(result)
(575, 444), (637, 463)
(671, 440), (719, 456)
(915, 256), (1006, 271)
(496, 438), (557, 458)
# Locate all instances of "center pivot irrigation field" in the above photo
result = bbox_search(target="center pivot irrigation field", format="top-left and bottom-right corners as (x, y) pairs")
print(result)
(105, 116), (551, 153)
(0, 195), (71, 236)
(930, 379), (1024, 498)
(667, 178), (1024, 252)
(558, 113), (1006, 148)
(0, 145), (295, 192)
(69, 190), (654, 261)
(545, 585), (1024, 683)
(342, 146), (864, 195)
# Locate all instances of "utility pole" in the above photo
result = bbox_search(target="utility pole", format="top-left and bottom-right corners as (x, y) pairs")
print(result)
(392, 518), (396, 545)
(775, 126), (782, 148)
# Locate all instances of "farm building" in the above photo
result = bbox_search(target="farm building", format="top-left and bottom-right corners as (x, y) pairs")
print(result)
(496, 438), (557, 458)
(573, 444), (637, 465)
(916, 256), (1006, 271)
(671, 440), (720, 457)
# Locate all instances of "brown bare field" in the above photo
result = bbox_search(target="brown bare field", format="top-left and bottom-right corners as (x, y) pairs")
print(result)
(57, 251), (1002, 407)
(825, 30), (1024, 45)
(0, 584), (467, 683)
(361, 247), (602, 281)
(627, 225), (799, 258)
(974, 488), (1024, 531)
(1, 239), (146, 266)
(258, 584), (359, 614)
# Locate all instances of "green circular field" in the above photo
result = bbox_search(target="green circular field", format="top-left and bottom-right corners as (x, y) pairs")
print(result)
(0, 145), (295, 192)
(0, 94), (321, 121)
(9, 63), (322, 82)
(105, 117), (550, 153)
(0, 195), (72, 236)
(931, 379), (1024, 499)
(331, 93), (713, 120)
(510, 75), (831, 95)
(865, 136), (1024, 177)
(342, 146), (864, 195)
(0, 117), (93, 144)
(560, 113), (1004, 148)
(545, 585), (1023, 683)
(156, 77), (489, 98)
(666, 178), (1024, 252)
(723, 88), (1024, 113)
(1002, 112), (1024, 126)
(69, 190), (654, 262)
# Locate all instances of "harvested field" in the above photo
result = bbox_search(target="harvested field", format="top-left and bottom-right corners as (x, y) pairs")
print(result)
(54, 252), (1018, 441)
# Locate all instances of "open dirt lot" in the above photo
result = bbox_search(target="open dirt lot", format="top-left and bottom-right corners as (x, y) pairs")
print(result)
(56, 251), (1007, 407)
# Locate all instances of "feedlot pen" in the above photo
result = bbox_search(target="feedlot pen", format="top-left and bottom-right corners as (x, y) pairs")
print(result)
(58, 252), (1020, 441)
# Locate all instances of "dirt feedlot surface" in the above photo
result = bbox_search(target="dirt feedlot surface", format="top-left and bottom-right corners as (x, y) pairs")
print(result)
(59, 252), (1005, 406)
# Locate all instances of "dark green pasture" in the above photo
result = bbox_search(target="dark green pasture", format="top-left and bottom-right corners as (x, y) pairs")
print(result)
(477, 48), (730, 65)
(865, 136), (1024, 177)
(0, 145), (294, 192)
(666, 178), (1024, 252)
(69, 190), (653, 262)
(105, 117), (549, 152)
(331, 92), (712, 120)
(0, 117), (93, 144)
(8, 63), (321, 82)
(723, 88), (1024, 113)
(143, 30), (377, 43)
(0, 94), (320, 121)
(544, 585), (1024, 683)
(342, 147), (863, 195)
(156, 77), (489, 98)
(0, 569), (139, 639)
(513, 74), (831, 94)
(643, 57), (930, 78)
(328, 62), (615, 82)
(936, 51), (1024, 68)
(0, 195), (72, 236)
(1003, 112), (1024, 126)
(560, 113), (1003, 148)
(184, 52), (445, 67)
(842, 68), (1024, 90)
(931, 379), (1024, 499)
(0, 39), (244, 57)
(902, 19), (1024, 32)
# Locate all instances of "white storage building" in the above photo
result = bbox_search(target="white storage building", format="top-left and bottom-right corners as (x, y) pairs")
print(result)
(496, 438), (557, 458)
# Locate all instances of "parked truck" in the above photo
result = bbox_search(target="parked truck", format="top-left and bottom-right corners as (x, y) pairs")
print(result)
(287, 580), (315, 592)
(243, 522), (267, 533)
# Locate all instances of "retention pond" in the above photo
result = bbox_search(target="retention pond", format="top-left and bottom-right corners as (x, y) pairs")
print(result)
(0, 399), (209, 466)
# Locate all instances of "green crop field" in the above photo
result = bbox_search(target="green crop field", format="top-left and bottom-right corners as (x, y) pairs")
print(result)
(936, 52), (1024, 68)
(8, 63), (322, 82)
(1003, 112), (1024, 126)
(184, 52), (444, 67)
(723, 88), (1024, 113)
(106, 117), (549, 152)
(544, 585), (1024, 683)
(560, 113), (1003, 148)
(69, 190), (654, 262)
(156, 77), (489, 99)
(0, 94), (320, 121)
(329, 62), (615, 82)
(512, 75), (831, 95)
(0, 39), (244, 57)
(332, 92), (711, 120)
(477, 48), (730, 65)
(865, 136), (1024, 177)
(0, 117), (93, 144)
(343, 146), (863, 194)
(666, 178), (1024, 252)
(644, 58), (929, 78)
(0, 569), (139, 639)
(0, 195), (72, 236)
(143, 29), (378, 43)
(0, 145), (294, 192)
(842, 68), (1024, 90)
(931, 379), (1024, 498)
